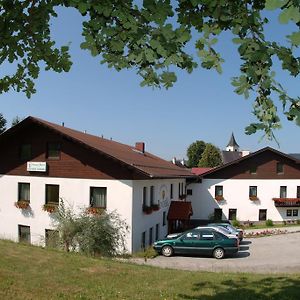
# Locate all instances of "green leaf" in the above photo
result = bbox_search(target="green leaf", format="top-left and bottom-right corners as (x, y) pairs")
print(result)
(279, 6), (300, 24)
(265, 0), (288, 10)
(288, 32), (300, 46)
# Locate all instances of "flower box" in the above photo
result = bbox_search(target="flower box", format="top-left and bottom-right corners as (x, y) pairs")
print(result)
(43, 203), (58, 213)
(15, 200), (30, 209)
(249, 196), (258, 201)
(143, 206), (153, 214)
(86, 207), (105, 215)
(215, 195), (224, 201)
(151, 204), (160, 211)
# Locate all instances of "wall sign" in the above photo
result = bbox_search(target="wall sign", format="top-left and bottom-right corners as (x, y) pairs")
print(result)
(27, 162), (47, 172)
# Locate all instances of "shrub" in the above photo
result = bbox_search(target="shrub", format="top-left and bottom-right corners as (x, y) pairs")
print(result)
(297, 219), (300, 225)
(231, 219), (240, 227)
(52, 200), (129, 256)
(265, 219), (274, 227)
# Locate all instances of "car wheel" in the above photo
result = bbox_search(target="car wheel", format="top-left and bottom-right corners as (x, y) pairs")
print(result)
(161, 245), (173, 257)
(213, 247), (225, 259)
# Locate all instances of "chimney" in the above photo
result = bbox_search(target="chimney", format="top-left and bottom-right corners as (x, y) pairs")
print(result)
(172, 157), (176, 164)
(242, 150), (250, 157)
(135, 142), (145, 153)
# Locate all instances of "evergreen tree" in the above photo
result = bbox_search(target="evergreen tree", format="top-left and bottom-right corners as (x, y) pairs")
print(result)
(198, 144), (222, 168)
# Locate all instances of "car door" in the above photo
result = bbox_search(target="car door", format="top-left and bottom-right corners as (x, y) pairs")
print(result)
(192, 229), (215, 256)
(173, 230), (199, 255)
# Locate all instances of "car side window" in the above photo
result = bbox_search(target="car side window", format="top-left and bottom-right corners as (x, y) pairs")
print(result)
(214, 232), (226, 240)
(200, 231), (214, 241)
(182, 231), (200, 240)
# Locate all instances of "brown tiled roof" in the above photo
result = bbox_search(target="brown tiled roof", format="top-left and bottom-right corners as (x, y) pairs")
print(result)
(6, 116), (194, 179)
(167, 201), (193, 220)
(191, 167), (214, 175)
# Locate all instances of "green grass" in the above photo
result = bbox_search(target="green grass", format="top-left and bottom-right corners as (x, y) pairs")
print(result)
(0, 240), (300, 300)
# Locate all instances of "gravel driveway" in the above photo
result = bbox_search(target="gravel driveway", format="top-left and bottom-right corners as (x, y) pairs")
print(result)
(131, 231), (300, 274)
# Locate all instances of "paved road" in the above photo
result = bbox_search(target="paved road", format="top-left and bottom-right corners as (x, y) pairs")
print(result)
(131, 231), (300, 274)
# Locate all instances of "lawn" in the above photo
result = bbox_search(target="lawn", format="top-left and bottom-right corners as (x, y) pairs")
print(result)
(0, 240), (299, 300)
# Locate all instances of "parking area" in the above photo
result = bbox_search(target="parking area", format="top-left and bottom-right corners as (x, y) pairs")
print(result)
(132, 231), (300, 274)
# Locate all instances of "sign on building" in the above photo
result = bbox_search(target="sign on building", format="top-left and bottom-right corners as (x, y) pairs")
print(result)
(27, 162), (47, 172)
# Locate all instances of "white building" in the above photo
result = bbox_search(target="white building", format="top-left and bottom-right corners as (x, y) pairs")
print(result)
(0, 117), (194, 253)
(188, 147), (300, 224)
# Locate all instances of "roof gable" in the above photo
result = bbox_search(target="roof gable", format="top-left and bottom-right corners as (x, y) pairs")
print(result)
(202, 147), (300, 179)
(1, 116), (194, 179)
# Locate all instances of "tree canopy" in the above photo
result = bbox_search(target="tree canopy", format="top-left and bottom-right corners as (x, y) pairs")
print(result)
(1, 0), (300, 137)
(0, 113), (7, 133)
(186, 140), (206, 167)
(198, 143), (222, 167)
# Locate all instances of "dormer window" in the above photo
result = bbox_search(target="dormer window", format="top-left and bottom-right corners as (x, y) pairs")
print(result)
(276, 162), (284, 174)
(20, 144), (31, 161)
(46, 142), (61, 159)
(250, 166), (257, 174)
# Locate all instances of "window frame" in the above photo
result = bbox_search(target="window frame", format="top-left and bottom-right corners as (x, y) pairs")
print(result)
(249, 166), (257, 174)
(293, 209), (299, 217)
(280, 186), (287, 198)
(45, 184), (60, 204)
(228, 208), (237, 221)
(276, 162), (284, 174)
(163, 211), (166, 226)
(286, 209), (292, 217)
(142, 187), (147, 208)
(249, 186), (258, 199)
(259, 209), (267, 221)
(18, 225), (31, 243)
(18, 182), (30, 202)
(297, 186), (300, 199)
(46, 142), (61, 160)
(215, 185), (223, 197)
(170, 184), (173, 199)
(90, 187), (107, 209)
(19, 144), (32, 161)
(150, 185), (155, 206)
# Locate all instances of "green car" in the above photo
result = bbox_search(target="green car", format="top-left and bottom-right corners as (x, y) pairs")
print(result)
(153, 228), (239, 259)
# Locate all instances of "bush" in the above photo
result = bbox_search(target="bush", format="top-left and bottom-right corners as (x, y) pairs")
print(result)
(52, 200), (129, 256)
(265, 219), (274, 227)
(231, 219), (240, 227)
(134, 246), (158, 260)
(297, 219), (300, 225)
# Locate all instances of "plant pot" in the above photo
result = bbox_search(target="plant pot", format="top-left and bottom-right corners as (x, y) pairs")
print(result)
(86, 207), (105, 215)
(43, 203), (58, 213)
(15, 200), (30, 209)
(151, 204), (160, 211)
(215, 195), (224, 201)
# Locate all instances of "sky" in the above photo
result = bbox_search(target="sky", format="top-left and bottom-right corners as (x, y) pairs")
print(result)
(1, 6), (300, 160)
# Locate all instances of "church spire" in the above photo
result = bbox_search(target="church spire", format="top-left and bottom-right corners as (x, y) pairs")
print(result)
(226, 133), (239, 152)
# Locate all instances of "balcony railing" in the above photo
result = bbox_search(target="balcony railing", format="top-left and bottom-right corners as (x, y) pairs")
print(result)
(272, 198), (300, 207)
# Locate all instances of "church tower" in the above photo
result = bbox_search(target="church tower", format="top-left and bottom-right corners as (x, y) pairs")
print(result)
(226, 133), (239, 152)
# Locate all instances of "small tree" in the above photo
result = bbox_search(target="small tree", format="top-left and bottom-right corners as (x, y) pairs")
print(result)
(52, 200), (128, 256)
(186, 140), (206, 168)
(11, 116), (23, 127)
(0, 113), (7, 133)
(198, 144), (222, 168)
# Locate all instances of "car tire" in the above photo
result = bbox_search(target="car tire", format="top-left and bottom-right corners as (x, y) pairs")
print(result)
(213, 247), (225, 259)
(161, 245), (173, 257)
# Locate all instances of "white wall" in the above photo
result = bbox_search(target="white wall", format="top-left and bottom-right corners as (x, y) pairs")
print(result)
(188, 179), (300, 222)
(132, 178), (185, 252)
(0, 175), (133, 251)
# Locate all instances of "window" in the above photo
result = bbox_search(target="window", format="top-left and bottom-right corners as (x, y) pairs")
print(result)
(293, 209), (299, 217)
(19, 144), (31, 161)
(18, 183), (30, 201)
(215, 186), (223, 197)
(90, 187), (107, 208)
(45, 184), (59, 204)
(250, 166), (257, 174)
(276, 162), (284, 174)
(18, 225), (30, 243)
(259, 209), (267, 221)
(280, 186), (287, 198)
(200, 230), (214, 241)
(142, 187), (147, 208)
(141, 231), (146, 249)
(178, 182), (181, 197)
(45, 229), (59, 248)
(187, 189), (193, 196)
(181, 183), (185, 195)
(163, 211), (166, 226)
(170, 184), (173, 199)
(150, 186), (154, 206)
(214, 208), (222, 221)
(149, 227), (153, 245)
(46, 142), (61, 159)
(228, 209), (237, 221)
(155, 223), (159, 241)
(249, 186), (257, 197)
(297, 186), (300, 198)
(287, 209), (292, 217)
